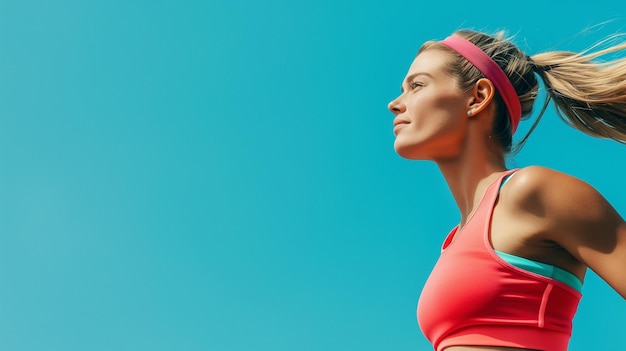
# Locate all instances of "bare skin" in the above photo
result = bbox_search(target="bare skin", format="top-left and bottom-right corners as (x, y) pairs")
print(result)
(389, 49), (626, 350)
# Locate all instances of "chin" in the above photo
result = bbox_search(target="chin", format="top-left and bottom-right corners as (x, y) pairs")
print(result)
(394, 142), (429, 160)
(394, 139), (458, 161)
(394, 133), (432, 160)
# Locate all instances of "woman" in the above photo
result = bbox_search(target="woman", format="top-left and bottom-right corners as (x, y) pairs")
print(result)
(387, 30), (626, 351)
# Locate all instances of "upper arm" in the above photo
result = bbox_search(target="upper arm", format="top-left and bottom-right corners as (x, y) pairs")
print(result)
(510, 166), (626, 299)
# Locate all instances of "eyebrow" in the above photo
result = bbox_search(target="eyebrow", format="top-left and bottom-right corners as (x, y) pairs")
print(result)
(400, 72), (434, 93)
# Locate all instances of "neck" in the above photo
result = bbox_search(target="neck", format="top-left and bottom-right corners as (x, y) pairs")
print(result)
(434, 140), (507, 228)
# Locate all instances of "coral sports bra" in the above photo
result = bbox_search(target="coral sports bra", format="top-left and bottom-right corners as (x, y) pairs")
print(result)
(417, 170), (582, 351)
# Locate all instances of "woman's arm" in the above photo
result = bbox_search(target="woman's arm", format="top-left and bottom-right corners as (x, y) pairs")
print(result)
(512, 166), (626, 299)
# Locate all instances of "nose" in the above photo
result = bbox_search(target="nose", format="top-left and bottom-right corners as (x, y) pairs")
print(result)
(388, 95), (406, 115)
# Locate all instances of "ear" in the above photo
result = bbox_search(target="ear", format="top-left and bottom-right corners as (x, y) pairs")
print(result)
(466, 78), (495, 117)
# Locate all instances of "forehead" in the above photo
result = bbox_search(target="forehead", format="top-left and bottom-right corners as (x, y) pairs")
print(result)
(406, 49), (452, 77)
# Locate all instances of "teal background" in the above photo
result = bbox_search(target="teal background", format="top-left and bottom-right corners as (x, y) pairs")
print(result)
(0, 1), (624, 350)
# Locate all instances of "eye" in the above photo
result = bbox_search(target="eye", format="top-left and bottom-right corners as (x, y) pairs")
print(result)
(410, 81), (424, 90)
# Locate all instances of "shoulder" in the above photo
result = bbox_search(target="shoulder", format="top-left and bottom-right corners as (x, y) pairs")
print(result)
(503, 166), (603, 219)
(506, 165), (585, 195)
(499, 165), (619, 241)
(502, 165), (621, 245)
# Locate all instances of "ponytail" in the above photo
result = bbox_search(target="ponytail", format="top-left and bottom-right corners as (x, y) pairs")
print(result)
(530, 42), (626, 143)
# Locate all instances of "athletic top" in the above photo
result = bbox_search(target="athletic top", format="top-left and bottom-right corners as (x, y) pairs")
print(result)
(416, 170), (582, 351)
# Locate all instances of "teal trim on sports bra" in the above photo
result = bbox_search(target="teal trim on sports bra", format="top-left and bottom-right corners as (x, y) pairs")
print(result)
(500, 172), (515, 189)
(495, 250), (583, 292)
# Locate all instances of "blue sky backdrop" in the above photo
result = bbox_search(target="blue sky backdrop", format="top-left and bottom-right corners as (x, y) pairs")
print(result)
(0, 1), (624, 350)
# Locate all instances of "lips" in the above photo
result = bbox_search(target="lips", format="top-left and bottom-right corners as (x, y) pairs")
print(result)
(393, 119), (410, 134)
(393, 119), (409, 127)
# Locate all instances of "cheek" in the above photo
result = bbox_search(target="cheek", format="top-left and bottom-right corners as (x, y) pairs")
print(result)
(432, 92), (467, 118)
(411, 94), (466, 130)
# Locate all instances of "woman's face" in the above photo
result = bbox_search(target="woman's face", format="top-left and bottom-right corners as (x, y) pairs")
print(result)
(388, 50), (472, 161)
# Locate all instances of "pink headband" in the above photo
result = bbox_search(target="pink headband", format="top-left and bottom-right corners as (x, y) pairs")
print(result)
(439, 35), (522, 134)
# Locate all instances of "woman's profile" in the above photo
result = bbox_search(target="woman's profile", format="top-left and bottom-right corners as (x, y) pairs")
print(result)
(388, 29), (626, 351)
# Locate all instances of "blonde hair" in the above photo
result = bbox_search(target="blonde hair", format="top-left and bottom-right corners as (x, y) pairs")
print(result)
(419, 29), (626, 153)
